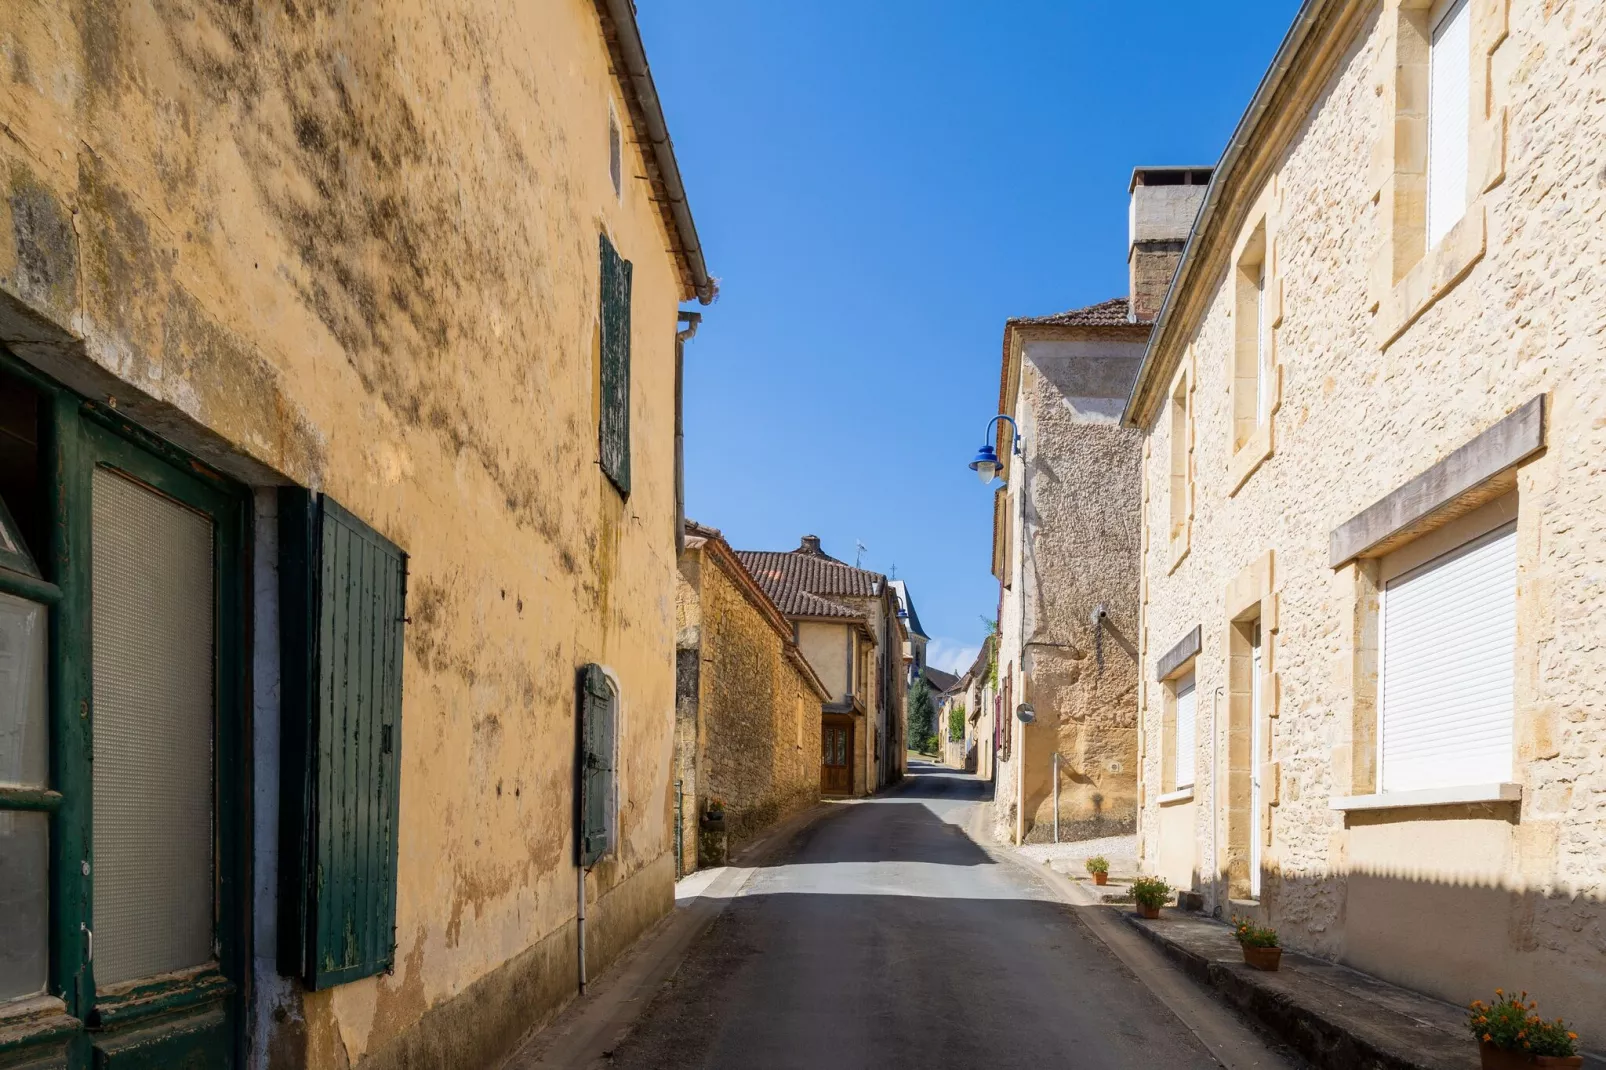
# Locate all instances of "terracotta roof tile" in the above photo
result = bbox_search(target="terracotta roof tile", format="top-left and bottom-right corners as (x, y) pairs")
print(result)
(1008, 296), (1134, 328)
(734, 547), (884, 620)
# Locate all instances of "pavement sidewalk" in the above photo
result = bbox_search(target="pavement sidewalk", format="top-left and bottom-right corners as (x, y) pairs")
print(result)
(1120, 908), (1606, 1070)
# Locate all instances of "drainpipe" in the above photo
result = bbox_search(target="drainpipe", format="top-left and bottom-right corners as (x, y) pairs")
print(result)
(674, 312), (702, 558)
(1211, 684), (1225, 917)
(577, 865), (587, 993)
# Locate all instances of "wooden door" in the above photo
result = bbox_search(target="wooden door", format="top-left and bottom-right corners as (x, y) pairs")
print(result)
(820, 721), (852, 795)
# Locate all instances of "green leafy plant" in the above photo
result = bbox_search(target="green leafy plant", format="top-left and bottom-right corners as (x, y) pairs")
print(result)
(947, 706), (965, 742)
(1468, 990), (1579, 1057)
(1084, 856), (1109, 877)
(1232, 916), (1279, 948)
(705, 797), (725, 815)
(907, 678), (938, 753)
(1130, 876), (1172, 909)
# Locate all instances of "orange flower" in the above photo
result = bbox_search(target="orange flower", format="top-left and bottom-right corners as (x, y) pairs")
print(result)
(1569, 1033), (1579, 1041)
(1484, 1034), (1493, 1042)
(1496, 989), (1505, 997)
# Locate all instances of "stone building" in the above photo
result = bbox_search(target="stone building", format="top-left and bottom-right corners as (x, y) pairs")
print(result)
(955, 638), (999, 780)
(989, 169), (1206, 844)
(888, 579), (930, 686)
(738, 537), (907, 796)
(1127, 0), (1606, 1043)
(0, 2), (710, 1068)
(675, 522), (830, 870)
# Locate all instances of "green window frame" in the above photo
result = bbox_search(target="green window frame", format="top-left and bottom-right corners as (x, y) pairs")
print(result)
(599, 233), (634, 496)
(276, 489), (407, 990)
(0, 350), (249, 1070)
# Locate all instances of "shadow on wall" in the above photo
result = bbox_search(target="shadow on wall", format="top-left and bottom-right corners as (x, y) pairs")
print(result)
(1178, 861), (1606, 1051)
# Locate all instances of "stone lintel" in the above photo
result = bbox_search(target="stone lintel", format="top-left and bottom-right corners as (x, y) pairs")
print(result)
(1328, 394), (1545, 568)
(1156, 624), (1202, 681)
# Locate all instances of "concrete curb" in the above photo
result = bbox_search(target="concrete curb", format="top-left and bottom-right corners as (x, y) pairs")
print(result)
(1119, 912), (1606, 1070)
(501, 802), (847, 1069)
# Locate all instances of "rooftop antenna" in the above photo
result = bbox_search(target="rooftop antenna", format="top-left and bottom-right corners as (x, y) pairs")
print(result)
(889, 564), (898, 580)
(855, 540), (867, 568)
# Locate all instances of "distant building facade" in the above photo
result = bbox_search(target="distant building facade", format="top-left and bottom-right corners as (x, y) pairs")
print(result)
(676, 523), (830, 871)
(990, 170), (1207, 844)
(888, 579), (930, 686)
(739, 537), (907, 796)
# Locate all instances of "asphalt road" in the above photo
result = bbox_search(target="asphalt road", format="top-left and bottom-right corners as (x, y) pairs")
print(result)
(600, 764), (1239, 1070)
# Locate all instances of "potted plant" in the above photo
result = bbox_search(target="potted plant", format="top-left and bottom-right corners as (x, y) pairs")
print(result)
(701, 797), (727, 830)
(1085, 856), (1110, 886)
(1130, 876), (1171, 920)
(1232, 916), (1282, 971)
(1468, 991), (1583, 1069)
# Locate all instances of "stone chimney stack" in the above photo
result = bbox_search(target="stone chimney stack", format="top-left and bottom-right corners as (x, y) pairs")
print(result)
(798, 534), (823, 555)
(1128, 167), (1212, 322)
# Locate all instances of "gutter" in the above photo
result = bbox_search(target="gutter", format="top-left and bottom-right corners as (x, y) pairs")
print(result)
(596, 0), (716, 304)
(674, 312), (701, 557)
(1121, 0), (1335, 428)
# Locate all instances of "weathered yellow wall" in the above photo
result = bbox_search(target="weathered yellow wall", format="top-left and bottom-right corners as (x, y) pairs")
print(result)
(1154, 800), (1197, 892)
(677, 549), (821, 855)
(0, 1), (690, 1066)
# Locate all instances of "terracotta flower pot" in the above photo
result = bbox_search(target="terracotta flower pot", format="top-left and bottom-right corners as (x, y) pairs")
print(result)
(1093, 872), (1108, 886)
(1479, 1042), (1583, 1070)
(1241, 945), (1281, 971)
(1137, 903), (1160, 920)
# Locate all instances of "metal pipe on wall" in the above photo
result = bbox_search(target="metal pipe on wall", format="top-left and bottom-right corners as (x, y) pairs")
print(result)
(1053, 752), (1060, 843)
(577, 865), (588, 993)
(673, 312), (701, 558)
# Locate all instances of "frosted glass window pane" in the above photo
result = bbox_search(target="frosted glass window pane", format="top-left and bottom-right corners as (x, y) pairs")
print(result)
(91, 468), (216, 987)
(0, 811), (49, 1002)
(0, 593), (48, 788)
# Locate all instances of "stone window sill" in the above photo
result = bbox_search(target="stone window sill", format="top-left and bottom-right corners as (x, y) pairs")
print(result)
(1375, 205), (1487, 350)
(1228, 417), (1275, 496)
(1158, 788), (1194, 806)
(1329, 781), (1521, 811)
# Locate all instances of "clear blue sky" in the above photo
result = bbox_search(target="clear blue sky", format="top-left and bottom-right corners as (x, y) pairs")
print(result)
(639, 1), (1301, 673)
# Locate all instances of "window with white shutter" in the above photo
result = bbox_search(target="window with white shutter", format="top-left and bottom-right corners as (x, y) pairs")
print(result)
(1174, 673), (1196, 790)
(1379, 521), (1516, 792)
(1426, 0), (1470, 248)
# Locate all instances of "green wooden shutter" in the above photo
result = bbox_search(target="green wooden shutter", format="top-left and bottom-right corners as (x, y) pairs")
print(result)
(577, 664), (614, 867)
(277, 490), (406, 990)
(599, 234), (633, 495)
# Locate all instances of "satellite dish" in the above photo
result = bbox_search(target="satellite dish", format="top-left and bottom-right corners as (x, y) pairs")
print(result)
(1015, 702), (1036, 724)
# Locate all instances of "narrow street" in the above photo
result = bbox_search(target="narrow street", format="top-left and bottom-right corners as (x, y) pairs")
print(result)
(600, 763), (1283, 1070)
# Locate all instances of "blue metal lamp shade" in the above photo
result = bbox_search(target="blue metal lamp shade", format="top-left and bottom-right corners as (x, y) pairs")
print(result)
(969, 442), (1002, 485)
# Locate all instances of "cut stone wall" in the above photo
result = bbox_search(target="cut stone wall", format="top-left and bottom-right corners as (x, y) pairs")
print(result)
(1135, 0), (1606, 1042)
(677, 549), (821, 858)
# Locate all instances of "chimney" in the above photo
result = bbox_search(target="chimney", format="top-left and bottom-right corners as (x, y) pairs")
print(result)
(1128, 167), (1212, 322)
(798, 534), (823, 555)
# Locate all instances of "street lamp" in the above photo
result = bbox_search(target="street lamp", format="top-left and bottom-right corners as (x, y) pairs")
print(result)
(969, 415), (1021, 486)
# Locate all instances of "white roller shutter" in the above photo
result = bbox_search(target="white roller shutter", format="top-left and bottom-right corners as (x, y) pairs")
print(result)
(1427, 0), (1471, 248)
(1175, 674), (1196, 789)
(1380, 522), (1516, 792)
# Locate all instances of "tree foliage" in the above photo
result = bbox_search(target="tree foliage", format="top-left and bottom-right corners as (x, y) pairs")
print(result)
(907, 677), (937, 753)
